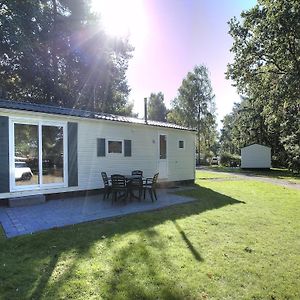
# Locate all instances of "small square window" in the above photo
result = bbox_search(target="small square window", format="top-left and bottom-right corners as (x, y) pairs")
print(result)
(108, 141), (123, 153)
(179, 140), (184, 149)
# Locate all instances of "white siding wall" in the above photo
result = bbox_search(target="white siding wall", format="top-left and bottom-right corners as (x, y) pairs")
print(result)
(0, 108), (195, 199)
(241, 144), (271, 168)
(78, 120), (195, 190)
(166, 131), (195, 182)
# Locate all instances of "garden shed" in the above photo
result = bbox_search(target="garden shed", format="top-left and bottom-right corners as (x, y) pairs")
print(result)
(241, 143), (271, 169)
(0, 99), (196, 202)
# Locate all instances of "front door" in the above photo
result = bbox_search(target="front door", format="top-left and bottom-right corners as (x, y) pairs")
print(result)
(158, 134), (168, 178)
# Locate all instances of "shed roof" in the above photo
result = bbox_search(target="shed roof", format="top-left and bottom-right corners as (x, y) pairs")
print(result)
(0, 99), (195, 132)
(241, 143), (271, 150)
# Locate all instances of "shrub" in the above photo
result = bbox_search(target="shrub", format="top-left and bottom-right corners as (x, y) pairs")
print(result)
(220, 152), (241, 167)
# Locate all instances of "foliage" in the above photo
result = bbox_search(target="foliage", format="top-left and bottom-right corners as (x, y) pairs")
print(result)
(219, 152), (241, 167)
(225, 0), (300, 172)
(1, 175), (300, 299)
(0, 0), (134, 115)
(147, 92), (167, 121)
(168, 65), (218, 163)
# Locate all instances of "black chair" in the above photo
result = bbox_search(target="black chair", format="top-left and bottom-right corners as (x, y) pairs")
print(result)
(101, 172), (111, 200)
(111, 174), (128, 203)
(143, 173), (159, 202)
(128, 177), (143, 201)
(131, 170), (143, 177)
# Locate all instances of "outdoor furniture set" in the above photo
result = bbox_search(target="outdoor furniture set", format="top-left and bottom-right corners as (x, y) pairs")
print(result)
(101, 170), (159, 203)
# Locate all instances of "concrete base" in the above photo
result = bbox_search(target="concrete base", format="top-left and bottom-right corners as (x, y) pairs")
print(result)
(8, 195), (46, 207)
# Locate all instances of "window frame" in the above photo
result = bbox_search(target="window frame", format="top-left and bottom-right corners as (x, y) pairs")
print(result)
(178, 139), (185, 149)
(159, 134), (167, 159)
(107, 139), (123, 155)
(9, 117), (68, 192)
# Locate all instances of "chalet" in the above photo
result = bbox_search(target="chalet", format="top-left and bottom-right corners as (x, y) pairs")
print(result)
(0, 99), (196, 203)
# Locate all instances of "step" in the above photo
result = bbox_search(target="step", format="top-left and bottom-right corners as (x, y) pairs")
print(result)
(8, 195), (46, 207)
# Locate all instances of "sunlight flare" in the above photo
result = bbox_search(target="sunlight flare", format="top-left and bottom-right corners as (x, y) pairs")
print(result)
(91, 0), (148, 40)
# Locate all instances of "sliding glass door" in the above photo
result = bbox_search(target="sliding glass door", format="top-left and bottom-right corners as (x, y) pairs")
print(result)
(14, 124), (39, 186)
(11, 120), (67, 190)
(42, 125), (64, 184)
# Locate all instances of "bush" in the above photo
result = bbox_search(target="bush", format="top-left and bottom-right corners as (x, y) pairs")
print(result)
(220, 152), (241, 167)
(288, 158), (300, 174)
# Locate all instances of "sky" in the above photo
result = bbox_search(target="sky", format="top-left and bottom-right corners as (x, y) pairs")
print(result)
(92, 0), (257, 127)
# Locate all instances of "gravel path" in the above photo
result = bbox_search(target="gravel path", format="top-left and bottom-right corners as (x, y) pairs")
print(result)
(197, 168), (300, 191)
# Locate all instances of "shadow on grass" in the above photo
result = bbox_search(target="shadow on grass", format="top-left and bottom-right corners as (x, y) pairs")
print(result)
(202, 166), (300, 180)
(172, 220), (203, 262)
(105, 227), (197, 299)
(0, 185), (244, 299)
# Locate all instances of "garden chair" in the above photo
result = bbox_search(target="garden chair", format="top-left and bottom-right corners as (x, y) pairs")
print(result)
(128, 176), (143, 201)
(143, 173), (159, 202)
(101, 172), (111, 200)
(131, 170), (143, 177)
(111, 174), (128, 203)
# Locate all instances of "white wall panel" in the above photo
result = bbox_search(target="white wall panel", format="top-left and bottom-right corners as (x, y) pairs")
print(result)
(241, 144), (271, 168)
(0, 108), (196, 199)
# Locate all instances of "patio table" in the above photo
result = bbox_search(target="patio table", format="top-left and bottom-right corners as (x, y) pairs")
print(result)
(109, 175), (144, 182)
(109, 174), (144, 202)
(125, 175), (144, 201)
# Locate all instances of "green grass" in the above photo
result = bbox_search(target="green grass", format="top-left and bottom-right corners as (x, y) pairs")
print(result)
(207, 166), (300, 183)
(195, 170), (234, 180)
(0, 174), (299, 299)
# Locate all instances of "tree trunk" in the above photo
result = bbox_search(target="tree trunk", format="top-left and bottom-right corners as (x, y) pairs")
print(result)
(51, 0), (59, 102)
(197, 111), (201, 165)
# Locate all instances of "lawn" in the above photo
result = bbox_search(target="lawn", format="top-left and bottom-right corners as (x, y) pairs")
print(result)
(195, 170), (234, 180)
(0, 173), (299, 299)
(207, 166), (300, 183)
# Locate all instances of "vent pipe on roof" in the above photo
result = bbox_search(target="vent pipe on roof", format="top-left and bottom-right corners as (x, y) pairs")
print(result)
(144, 97), (148, 124)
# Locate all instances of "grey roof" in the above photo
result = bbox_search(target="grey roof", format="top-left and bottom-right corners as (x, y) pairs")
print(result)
(241, 143), (271, 149)
(0, 99), (195, 131)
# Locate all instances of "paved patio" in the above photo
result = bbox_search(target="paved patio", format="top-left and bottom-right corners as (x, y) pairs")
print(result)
(0, 188), (196, 238)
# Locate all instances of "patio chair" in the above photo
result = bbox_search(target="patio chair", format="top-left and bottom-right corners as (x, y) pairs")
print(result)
(143, 173), (159, 202)
(131, 170), (143, 177)
(128, 176), (143, 201)
(101, 172), (111, 200)
(111, 174), (128, 203)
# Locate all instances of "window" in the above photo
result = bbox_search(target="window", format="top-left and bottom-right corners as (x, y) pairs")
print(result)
(12, 120), (66, 190)
(160, 135), (167, 159)
(108, 140), (123, 154)
(98, 139), (131, 156)
(179, 140), (185, 149)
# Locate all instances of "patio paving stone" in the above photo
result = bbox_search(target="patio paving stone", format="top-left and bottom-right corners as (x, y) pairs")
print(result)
(0, 188), (196, 238)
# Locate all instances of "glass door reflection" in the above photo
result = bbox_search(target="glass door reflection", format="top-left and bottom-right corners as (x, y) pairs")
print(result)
(14, 124), (39, 186)
(42, 125), (64, 184)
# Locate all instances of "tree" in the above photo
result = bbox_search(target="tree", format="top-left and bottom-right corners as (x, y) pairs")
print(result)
(168, 65), (218, 164)
(220, 112), (236, 154)
(226, 0), (300, 170)
(147, 92), (167, 122)
(0, 0), (134, 115)
(220, 98), (264, 153)
(219, 96), (287, 166)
